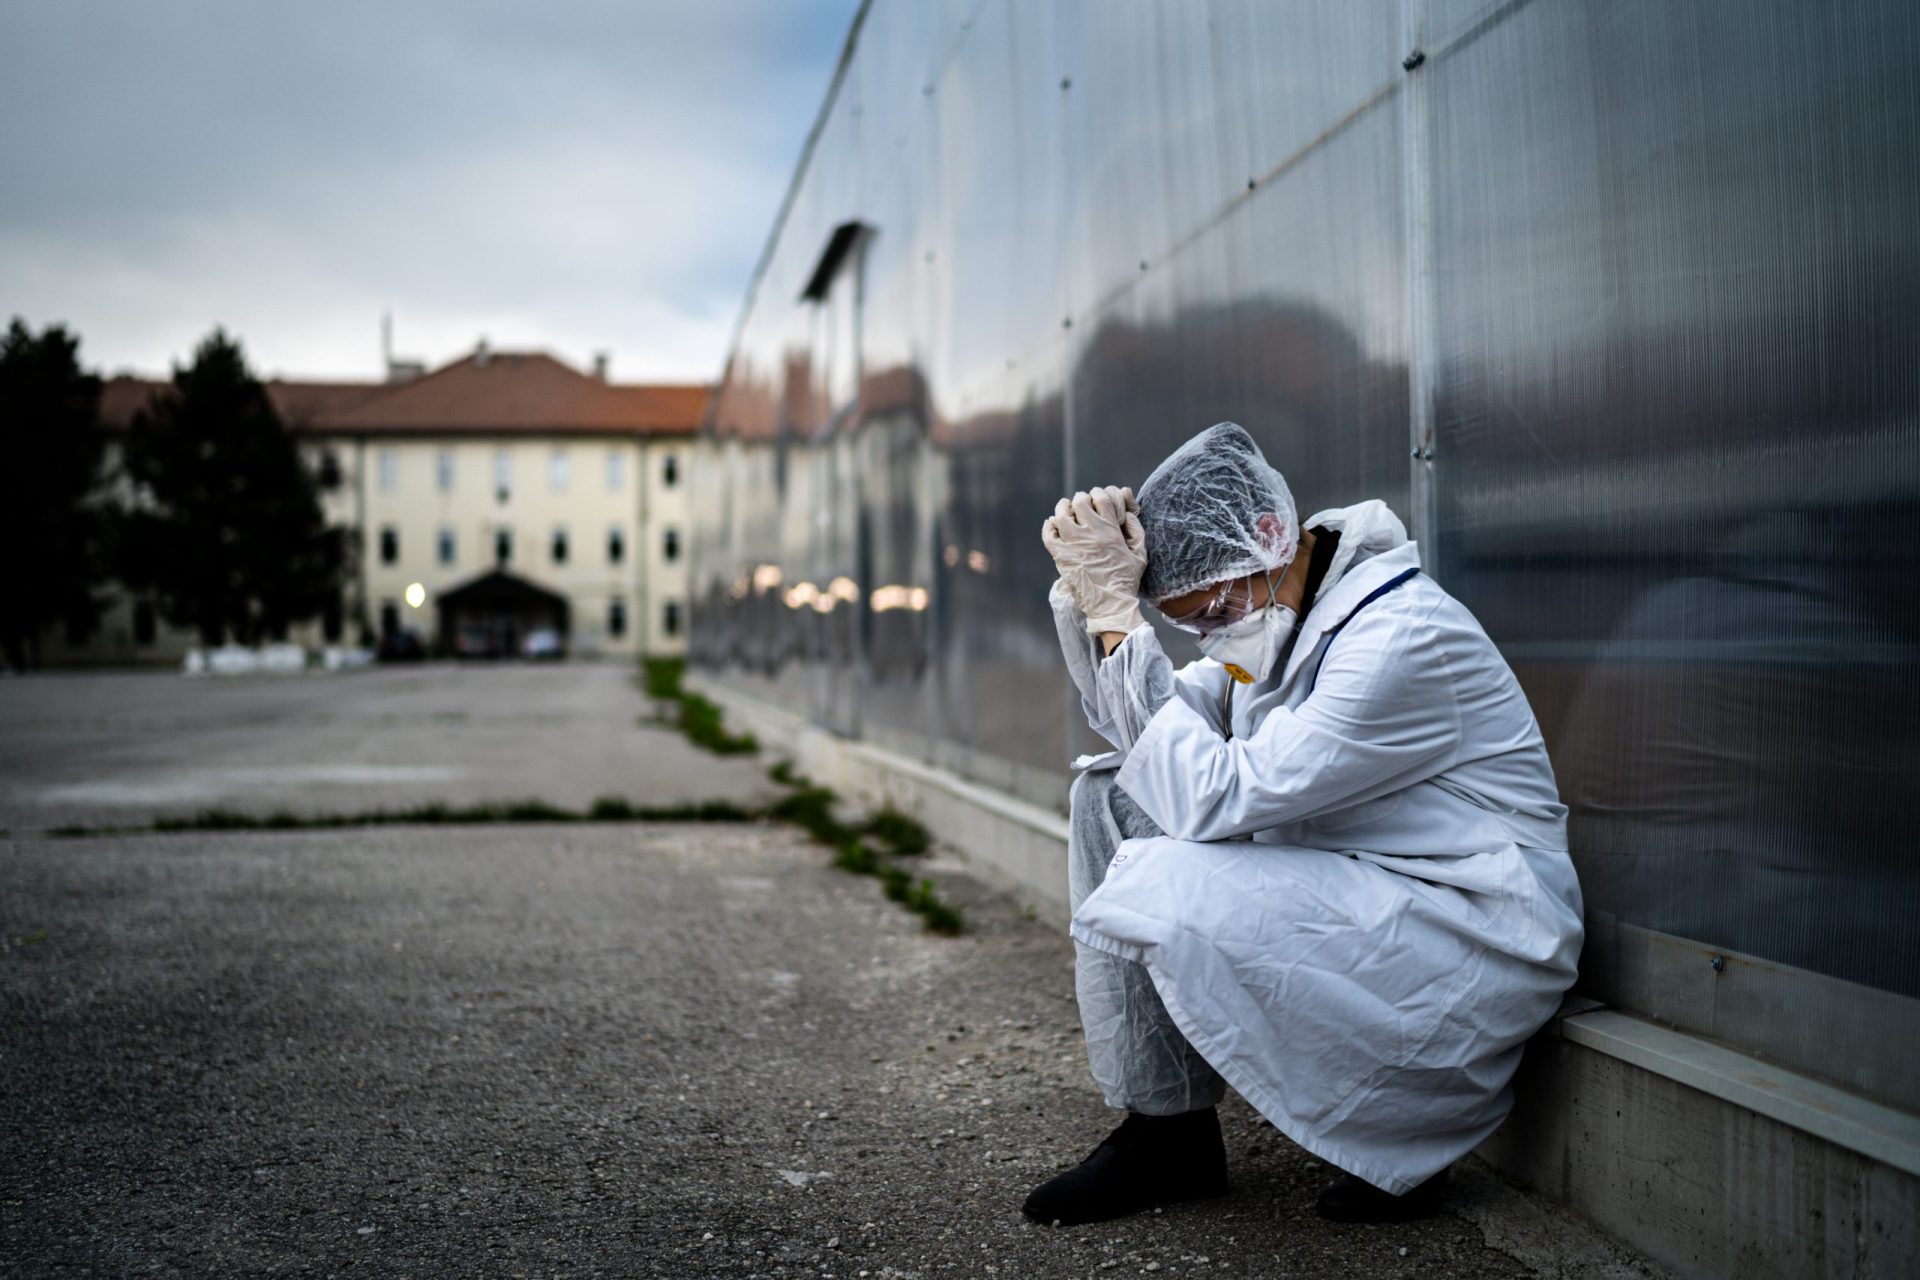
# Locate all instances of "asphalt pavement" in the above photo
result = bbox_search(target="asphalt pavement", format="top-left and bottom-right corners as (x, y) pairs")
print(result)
(0, 665), (1662, 1278)
(0, 663), (782, 833)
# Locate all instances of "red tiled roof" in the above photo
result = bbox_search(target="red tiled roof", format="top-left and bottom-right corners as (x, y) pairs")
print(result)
(325, 353), (704, 436)
(98, 376), (164, 429)
(98, 352), (706, 438)
(267, 380), (393, 427)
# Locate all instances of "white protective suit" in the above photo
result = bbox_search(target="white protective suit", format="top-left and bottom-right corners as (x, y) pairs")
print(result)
(1059, 502), (1584, 1194)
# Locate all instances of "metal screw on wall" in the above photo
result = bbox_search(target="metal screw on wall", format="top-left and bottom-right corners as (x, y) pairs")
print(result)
(1403, 49), (1426, 71)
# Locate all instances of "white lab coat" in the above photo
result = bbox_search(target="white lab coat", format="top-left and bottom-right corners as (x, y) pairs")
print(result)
(1068, 536), (1584, 1194)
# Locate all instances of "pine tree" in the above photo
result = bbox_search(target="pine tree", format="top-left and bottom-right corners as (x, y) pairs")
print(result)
(0, 319), (107, 668)
(117, 329), (346, 646)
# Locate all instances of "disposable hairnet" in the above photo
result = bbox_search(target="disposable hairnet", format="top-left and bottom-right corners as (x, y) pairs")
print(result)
(1136, 422), (1298, 603)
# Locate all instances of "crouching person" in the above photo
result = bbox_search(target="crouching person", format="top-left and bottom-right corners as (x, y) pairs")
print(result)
(1025, 422), (1583, 1226)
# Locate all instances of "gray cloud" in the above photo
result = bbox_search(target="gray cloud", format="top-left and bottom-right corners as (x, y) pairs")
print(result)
(0, 0), (860, 381)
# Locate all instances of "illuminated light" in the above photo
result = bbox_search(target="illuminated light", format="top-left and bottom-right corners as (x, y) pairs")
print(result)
(404, 582), (426, 609)
(811, 594), (836, 613)
(966, 550), (991, 574)
(942, 544), (961, 568)
(828, 576), (860, 603)
(784, 582), (820, 610)
(870, 584), (930, 614)
(752, 563), (784, 594)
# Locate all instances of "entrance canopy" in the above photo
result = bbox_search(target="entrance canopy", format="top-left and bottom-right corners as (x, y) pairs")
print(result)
(436, 570), (569, 657)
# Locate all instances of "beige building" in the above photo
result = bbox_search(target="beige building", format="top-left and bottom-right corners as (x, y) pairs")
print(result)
(77, 347), (702, 663)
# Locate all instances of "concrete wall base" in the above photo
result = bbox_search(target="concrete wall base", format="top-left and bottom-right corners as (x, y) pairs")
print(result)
(690, 676), (1919, 1278)
(1483, 1030), (1918, 1280)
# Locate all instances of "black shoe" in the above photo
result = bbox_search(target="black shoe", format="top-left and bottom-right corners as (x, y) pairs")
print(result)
(1314, 1167), (1450, 1223)
(1021, 1109), (1229, 1226)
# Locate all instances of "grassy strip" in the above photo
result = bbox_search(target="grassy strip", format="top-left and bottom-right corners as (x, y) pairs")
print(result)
(766, 762), (962, 936)
(768, 785), (851, 845)
(45, 765), (964, 936)
(862, 806), (932, 856)
(761, 765), (932, 855)
(642, 657), (758, 756)
(47, 795), (757, 838)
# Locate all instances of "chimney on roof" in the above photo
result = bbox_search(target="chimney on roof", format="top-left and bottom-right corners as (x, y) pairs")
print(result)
(475, 337), (491, 367)
(382, 312), (424, 382)
(593, 351), (610, 382)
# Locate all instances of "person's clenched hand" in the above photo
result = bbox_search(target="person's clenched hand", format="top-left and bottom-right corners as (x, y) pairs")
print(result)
(1041, 485), (1147, 635)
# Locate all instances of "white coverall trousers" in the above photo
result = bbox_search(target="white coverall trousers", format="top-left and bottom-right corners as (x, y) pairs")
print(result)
(1069, 768), (1225, 1116)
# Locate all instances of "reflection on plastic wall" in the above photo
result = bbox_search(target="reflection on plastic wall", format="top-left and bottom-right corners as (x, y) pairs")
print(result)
(1425, 0), (1920, 998)
(692, 0), (1920, 1000)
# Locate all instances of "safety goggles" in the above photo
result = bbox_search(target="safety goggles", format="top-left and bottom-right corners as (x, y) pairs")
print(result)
(1158, 575), (1264, 636)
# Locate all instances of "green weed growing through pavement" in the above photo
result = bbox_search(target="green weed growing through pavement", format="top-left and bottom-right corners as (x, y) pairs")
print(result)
(769, 786), (854, 845)
(861, 807), (931, 856)
(765, 761), (963, 936)
(49, 796), (757, 837)
(641, 656), (758, 755)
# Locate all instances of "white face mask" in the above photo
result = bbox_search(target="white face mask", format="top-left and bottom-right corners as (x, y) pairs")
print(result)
(1195, 604), (1297, 684)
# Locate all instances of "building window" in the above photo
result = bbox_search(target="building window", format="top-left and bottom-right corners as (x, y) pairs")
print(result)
(607, 526), (626, 565)
(662, 453), (680, 487)
(606, 449), (625, 491)
(494, 448), (512, 501)
(436, 448), (455, 492)
(133, 599), (157, 647)
(379, 525), (399, 565)
(437, 528), (456, 565)
(377, 448), (398, 493)
(551, 526), (569, 565)
(317, 449), (342, 491)
(663, 600), (681, 636)
(608, 597), (628, 638)
(662, 526), (680, 562)
(550, 448), (570, 492)
(380, 600), (400, 638)
(495, 527), (513, 565)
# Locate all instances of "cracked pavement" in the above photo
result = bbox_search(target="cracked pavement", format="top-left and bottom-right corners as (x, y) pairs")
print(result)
(0, 665), (1660, 1278)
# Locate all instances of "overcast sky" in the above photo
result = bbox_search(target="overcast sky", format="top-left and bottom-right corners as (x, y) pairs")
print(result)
(0, 0), (860, 383)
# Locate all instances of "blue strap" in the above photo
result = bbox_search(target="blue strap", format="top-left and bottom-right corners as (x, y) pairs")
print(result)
(1307, 567), (1421, 691)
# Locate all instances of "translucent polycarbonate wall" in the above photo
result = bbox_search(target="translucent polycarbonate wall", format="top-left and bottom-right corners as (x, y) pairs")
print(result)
(693, 0), (1920, 1072)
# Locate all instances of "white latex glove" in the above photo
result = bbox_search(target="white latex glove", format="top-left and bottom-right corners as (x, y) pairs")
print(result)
(1041, 485), (1147, 635)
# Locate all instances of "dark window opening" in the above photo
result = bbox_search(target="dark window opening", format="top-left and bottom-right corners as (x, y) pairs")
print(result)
(437, 529), (455, 565)
(608, 527), (626, 564)
(317, 450), (342, 491)
(552, 528), (569, 565)
(663, 453), (680, 487)
(663, 600), (681, 636)
(663, 527), (680, 562)
(380, 601), (400, 638)
(495, 528), (513, 565)
(379, 526), (399, 565)
(800, 219), (869, 301)
(608, 598), (628, 638)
